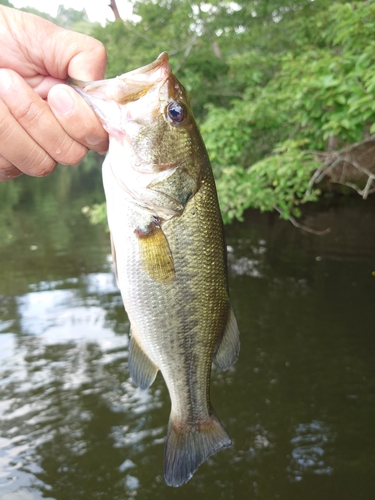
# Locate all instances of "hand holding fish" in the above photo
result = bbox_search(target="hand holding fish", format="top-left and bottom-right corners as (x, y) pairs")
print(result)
(0, 6), (108, 181)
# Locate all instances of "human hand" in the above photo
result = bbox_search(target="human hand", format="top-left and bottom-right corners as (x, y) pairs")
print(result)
(0, 5), (109, 181)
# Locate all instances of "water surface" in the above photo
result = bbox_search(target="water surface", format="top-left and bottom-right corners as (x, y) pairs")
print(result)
(0, 167), (374, 500)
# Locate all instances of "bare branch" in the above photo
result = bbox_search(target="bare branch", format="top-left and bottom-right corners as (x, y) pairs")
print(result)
(308, 136), (375, 200)
(109, 0), (121, 20)
(362, 175), (375, 199)
(274, 206), (331, 236)
(174, 32), (200, 72)
(310, 135), (375, 161)
(337, 156), (374, 178)
(327, 135), (375, 155)
(314, 156), (343, 184)
(342, 181), (366, 196)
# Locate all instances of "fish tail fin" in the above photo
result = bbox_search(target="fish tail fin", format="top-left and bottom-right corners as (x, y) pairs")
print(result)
(164, 410), (232, 487)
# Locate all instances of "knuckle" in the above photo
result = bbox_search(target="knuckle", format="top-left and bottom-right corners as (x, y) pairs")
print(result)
(13, 99), (43, 125)
(53, 139), (87, 166)
(23, 147), (57, 177)
(85, 36), (107, 63)
(66, 113), (107, 151)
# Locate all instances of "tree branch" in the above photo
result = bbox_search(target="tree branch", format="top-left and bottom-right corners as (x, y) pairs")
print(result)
(274, 206), (331, 236)
(174, 32), (200, 72)
(308, 136), (375, 200)
(109, 0), (121, 20)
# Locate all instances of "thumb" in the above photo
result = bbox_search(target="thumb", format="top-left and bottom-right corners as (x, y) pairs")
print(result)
(44, 30), (107, 82)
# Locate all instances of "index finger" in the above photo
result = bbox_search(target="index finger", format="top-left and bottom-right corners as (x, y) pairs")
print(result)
(2, 8), (107, 82)
(0, 69), (88, 173)
(51, 31), (107, 81)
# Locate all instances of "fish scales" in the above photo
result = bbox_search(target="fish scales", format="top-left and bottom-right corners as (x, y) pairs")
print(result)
(69, 52), (240, 487)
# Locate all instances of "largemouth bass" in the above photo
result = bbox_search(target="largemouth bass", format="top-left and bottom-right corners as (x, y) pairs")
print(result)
(69, 53), (240, 487)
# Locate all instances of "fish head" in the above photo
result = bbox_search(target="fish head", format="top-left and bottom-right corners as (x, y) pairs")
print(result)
(69, 53), (201, 178)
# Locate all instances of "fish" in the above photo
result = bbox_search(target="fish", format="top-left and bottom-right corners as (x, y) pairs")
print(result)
(69, 52), (240, 487)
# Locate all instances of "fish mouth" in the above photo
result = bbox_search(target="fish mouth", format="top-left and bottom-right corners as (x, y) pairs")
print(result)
(67, 52), (174, 138)
(123, 52), (171, 83)
(67, 52), (171, 108)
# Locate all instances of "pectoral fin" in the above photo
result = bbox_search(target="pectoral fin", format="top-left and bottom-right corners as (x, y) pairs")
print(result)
(135, 217), (175, 284)
(129, 332), (159, 389)
(213, 307), (240, 371)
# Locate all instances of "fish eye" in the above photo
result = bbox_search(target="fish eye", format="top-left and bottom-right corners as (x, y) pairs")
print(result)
(167, 101), (186, 123)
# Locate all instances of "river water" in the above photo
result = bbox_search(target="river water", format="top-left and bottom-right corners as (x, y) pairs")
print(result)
(0, 162), (374, 500)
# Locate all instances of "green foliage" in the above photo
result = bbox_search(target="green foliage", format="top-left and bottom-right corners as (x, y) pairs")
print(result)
(82, 202), (108, 229)
(91, 1), (236, 118)
(53, 5), (101, 34)
(200, 1), (375, 221)
(8, 0), (374, 224)
(15, 4), (99, 33)
(17, 6), (56, 23)
(90, 0), (375, 223)
(216, 140), (321, 223)
(0, 152), (104, 251)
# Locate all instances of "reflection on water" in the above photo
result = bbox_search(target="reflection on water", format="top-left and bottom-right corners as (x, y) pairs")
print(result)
(0, 170), (375, 500)
(227, 239), (267, 278)
(288, 420), (334, 481)
(0, 269), (127, 494)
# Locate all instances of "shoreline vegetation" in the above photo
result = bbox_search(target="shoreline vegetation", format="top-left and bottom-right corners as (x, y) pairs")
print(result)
(2, 0), (375, 226)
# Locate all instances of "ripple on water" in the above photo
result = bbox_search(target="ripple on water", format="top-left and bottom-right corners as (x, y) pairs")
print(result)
(0, 273), (135, 498)
(287, 420), (335, 482)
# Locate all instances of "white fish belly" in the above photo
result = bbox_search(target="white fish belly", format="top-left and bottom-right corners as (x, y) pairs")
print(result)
(103, 156), (230, 423)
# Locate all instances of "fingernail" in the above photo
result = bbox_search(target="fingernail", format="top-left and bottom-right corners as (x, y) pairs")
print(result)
(49, 87), (74, 115)
(0, 70), (13, 94)
(85, 134), (109, 153)
(86, 134), (104, 147)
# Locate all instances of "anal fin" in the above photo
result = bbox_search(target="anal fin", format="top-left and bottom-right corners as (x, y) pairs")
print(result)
(129, 333), (158, 389)
(213, 307), (240, 371)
